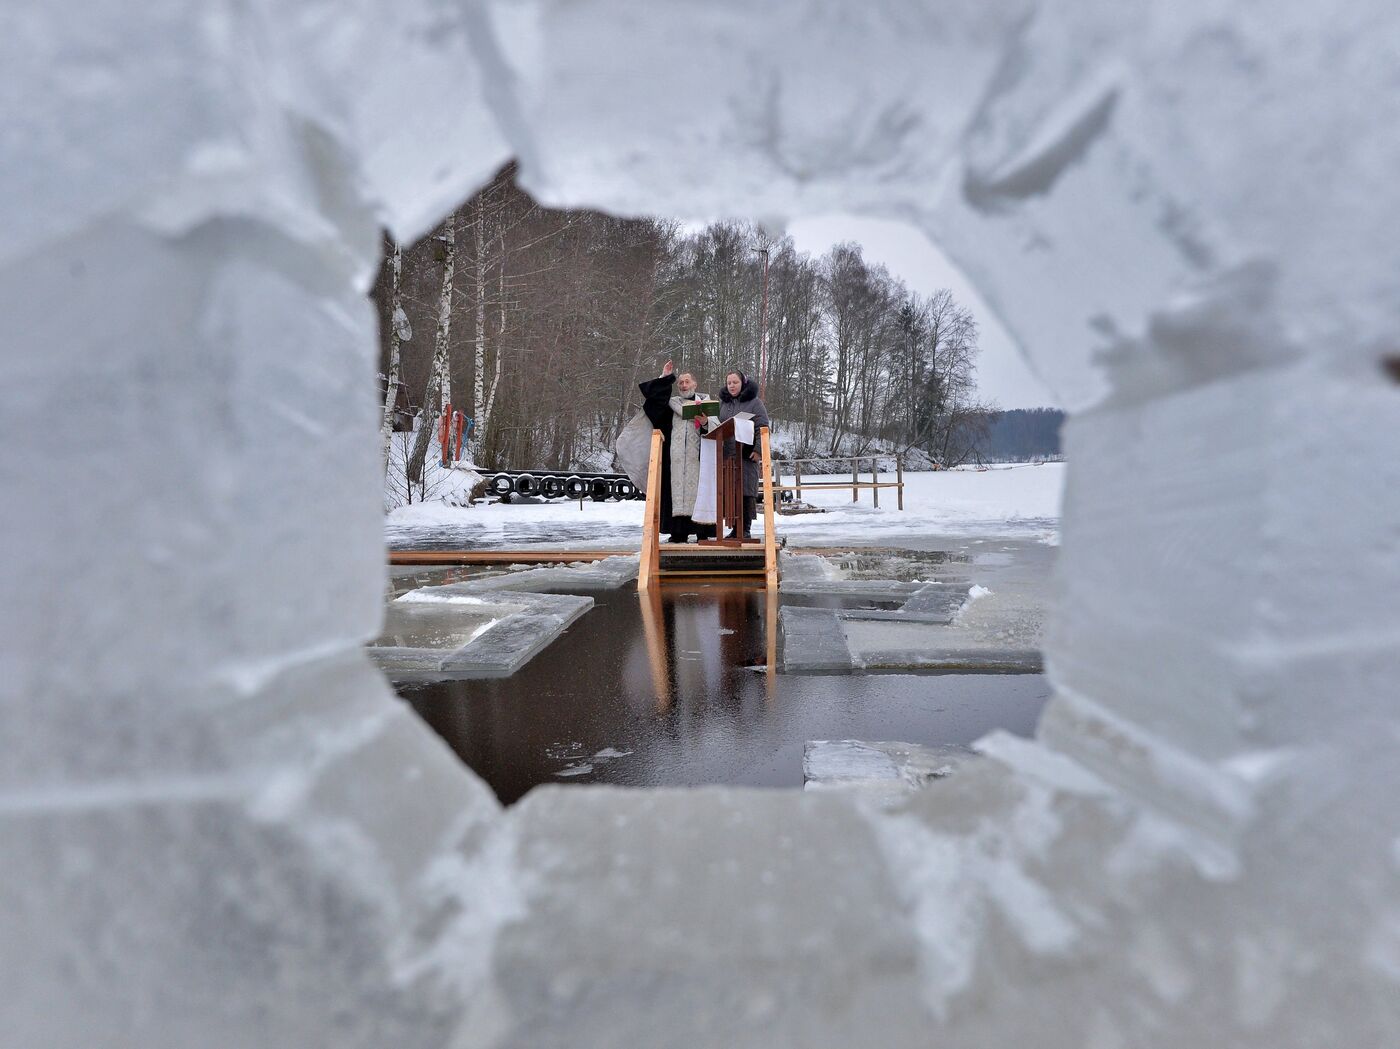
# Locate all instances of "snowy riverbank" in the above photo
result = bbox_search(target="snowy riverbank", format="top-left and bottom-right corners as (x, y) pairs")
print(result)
(385, 463), (1064, 550)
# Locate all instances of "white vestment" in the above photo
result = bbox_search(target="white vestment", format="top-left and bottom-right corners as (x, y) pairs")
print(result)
(693, 439), (718, 524)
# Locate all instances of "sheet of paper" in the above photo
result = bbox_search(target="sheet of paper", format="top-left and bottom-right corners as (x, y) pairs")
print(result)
(733, 411), (755, 445)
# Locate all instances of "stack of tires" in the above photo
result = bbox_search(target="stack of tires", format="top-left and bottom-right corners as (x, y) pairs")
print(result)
(488, 471), (644, 503)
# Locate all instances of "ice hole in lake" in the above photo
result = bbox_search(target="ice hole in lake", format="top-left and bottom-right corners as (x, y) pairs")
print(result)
(5, 3), (1398, 1047)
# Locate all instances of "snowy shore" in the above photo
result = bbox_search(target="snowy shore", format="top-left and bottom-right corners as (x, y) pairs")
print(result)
(385, 463), (1064, 550)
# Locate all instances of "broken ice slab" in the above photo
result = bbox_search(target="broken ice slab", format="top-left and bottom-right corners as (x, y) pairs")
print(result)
(841, 617), (1044, 673)
(780, 579), (926, 601)
(901, 583), (972, 618)
(778, 606), (855, 672)
(499, 785), (932, 1042)
(369, 558), (638, 679)
(780, 573), (973, 618)
(368, 591), (592, 679)
(776, 551), (847, 583)
(374, 600), (502, 650)
(822, 583), (969, 625)
(780, 592), (1043, 673)
(803, 740), (975, 795)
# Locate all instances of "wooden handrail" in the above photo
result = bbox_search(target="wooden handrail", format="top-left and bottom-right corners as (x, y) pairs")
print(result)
(766, 450), (906, 510)
(773, 454), (899, 466)
(760, 427), (778, 590)
(767, 481), (904, 490)
(637, 429), (664, 591)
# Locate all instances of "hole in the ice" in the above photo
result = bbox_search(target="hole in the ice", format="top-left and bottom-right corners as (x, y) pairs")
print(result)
(377, 165), (1058, 804)
(391, 585), (1052, 805)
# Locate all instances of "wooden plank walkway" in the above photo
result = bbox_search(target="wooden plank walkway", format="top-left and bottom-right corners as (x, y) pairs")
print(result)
(389, 543), (892, 568)
(389, 545), (764, 568)
(388, 549), (629, 566)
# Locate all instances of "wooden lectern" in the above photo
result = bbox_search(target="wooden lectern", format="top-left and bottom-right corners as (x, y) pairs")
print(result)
(701, 418), (749, 545)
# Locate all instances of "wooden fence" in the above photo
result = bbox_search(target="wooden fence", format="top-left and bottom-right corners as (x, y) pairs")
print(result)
(768, 453), (905, 510)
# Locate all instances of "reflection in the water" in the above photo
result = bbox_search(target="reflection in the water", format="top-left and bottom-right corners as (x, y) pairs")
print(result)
(638, 587), (669, 712)
(638, 583), (777, 713)
(398, 586), (1050, 804)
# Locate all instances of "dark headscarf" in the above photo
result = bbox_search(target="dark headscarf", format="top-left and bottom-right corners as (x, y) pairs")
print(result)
(720, 370), (758, 404)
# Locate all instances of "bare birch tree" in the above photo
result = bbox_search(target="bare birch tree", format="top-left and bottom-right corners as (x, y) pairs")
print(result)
(471, 194), (487, 445)
(431, 216), (455, 413)
(406, 372), (441, 495)
(373, 163), (998, 476)
(379, 235), (408, 474)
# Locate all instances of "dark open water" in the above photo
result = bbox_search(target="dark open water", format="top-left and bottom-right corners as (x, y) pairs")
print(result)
(394, 585), (1050, 804)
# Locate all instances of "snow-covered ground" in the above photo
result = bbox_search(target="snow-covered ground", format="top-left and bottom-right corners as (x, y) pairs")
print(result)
(382, 431), (482, 510)
(775, 462), (1062, 545)
(384, 463), (1064, 550)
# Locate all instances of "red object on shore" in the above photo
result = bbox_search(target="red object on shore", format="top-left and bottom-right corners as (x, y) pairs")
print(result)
(438, 402), (453, 465)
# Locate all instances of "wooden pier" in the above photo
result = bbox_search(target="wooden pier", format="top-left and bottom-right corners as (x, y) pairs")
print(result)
(637, 425), (779, 590)
(389, 426), (782, 589)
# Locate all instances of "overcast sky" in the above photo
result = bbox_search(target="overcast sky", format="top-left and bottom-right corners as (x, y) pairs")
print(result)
(785, 214), (1058, 410)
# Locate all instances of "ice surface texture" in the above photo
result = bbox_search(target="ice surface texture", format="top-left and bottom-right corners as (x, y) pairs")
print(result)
(779, 548), (1045, 671)
(4, 0), (1399, 1046)
(371, 589), (593, 678)
(804, 740), (975, 793)
(369, 557), (635, 678)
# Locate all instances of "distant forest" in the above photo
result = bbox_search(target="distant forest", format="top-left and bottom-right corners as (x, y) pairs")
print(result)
(980, 408), (1065, 462)
(373, 162), (1058, 482)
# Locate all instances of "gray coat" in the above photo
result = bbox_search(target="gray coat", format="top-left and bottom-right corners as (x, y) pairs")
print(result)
(718, 376), (771, 498)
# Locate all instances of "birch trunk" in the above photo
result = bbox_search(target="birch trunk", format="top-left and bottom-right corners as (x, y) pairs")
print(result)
(432, 217), (455, 413)
(407, 372), (442, 495)
(478, 225), (506, 443)
(472, 196), (486, 434)
(379, 237), (404, 475)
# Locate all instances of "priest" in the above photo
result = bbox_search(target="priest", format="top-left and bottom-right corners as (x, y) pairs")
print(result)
(616, 361), (717, 542)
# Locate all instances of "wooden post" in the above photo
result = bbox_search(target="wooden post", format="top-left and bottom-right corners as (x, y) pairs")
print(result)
(760, 427), (778, 591)
(896, 453), (904, 511)
(872, 456), (880, 508)
(795, 461), (803, 502)
(637, 429), (663, 591)
(852, 460), (859, 502)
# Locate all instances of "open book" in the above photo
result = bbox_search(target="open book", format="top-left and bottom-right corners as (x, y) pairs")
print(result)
(681, 400), (720, 420)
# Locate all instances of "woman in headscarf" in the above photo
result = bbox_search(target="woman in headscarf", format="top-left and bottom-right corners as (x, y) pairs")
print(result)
(636, 361), (716, 542)
(718, 369), (771, 539)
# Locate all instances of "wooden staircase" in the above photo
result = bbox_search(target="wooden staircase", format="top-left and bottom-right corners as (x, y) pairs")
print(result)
(638, 426), (779, 589)
(657, 544), (767, 577)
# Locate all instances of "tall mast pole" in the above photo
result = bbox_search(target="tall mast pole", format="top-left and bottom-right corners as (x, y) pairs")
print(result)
(754, 246), (770, 399)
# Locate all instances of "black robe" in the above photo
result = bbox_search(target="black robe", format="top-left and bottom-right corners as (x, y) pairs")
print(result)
(638, 373), (682, 534)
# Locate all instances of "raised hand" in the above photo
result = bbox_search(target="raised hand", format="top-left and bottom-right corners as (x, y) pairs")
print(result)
(661, 360), (674, 376)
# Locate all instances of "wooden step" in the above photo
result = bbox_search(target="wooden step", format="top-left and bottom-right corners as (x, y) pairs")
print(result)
(659, 544), (766, 575)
